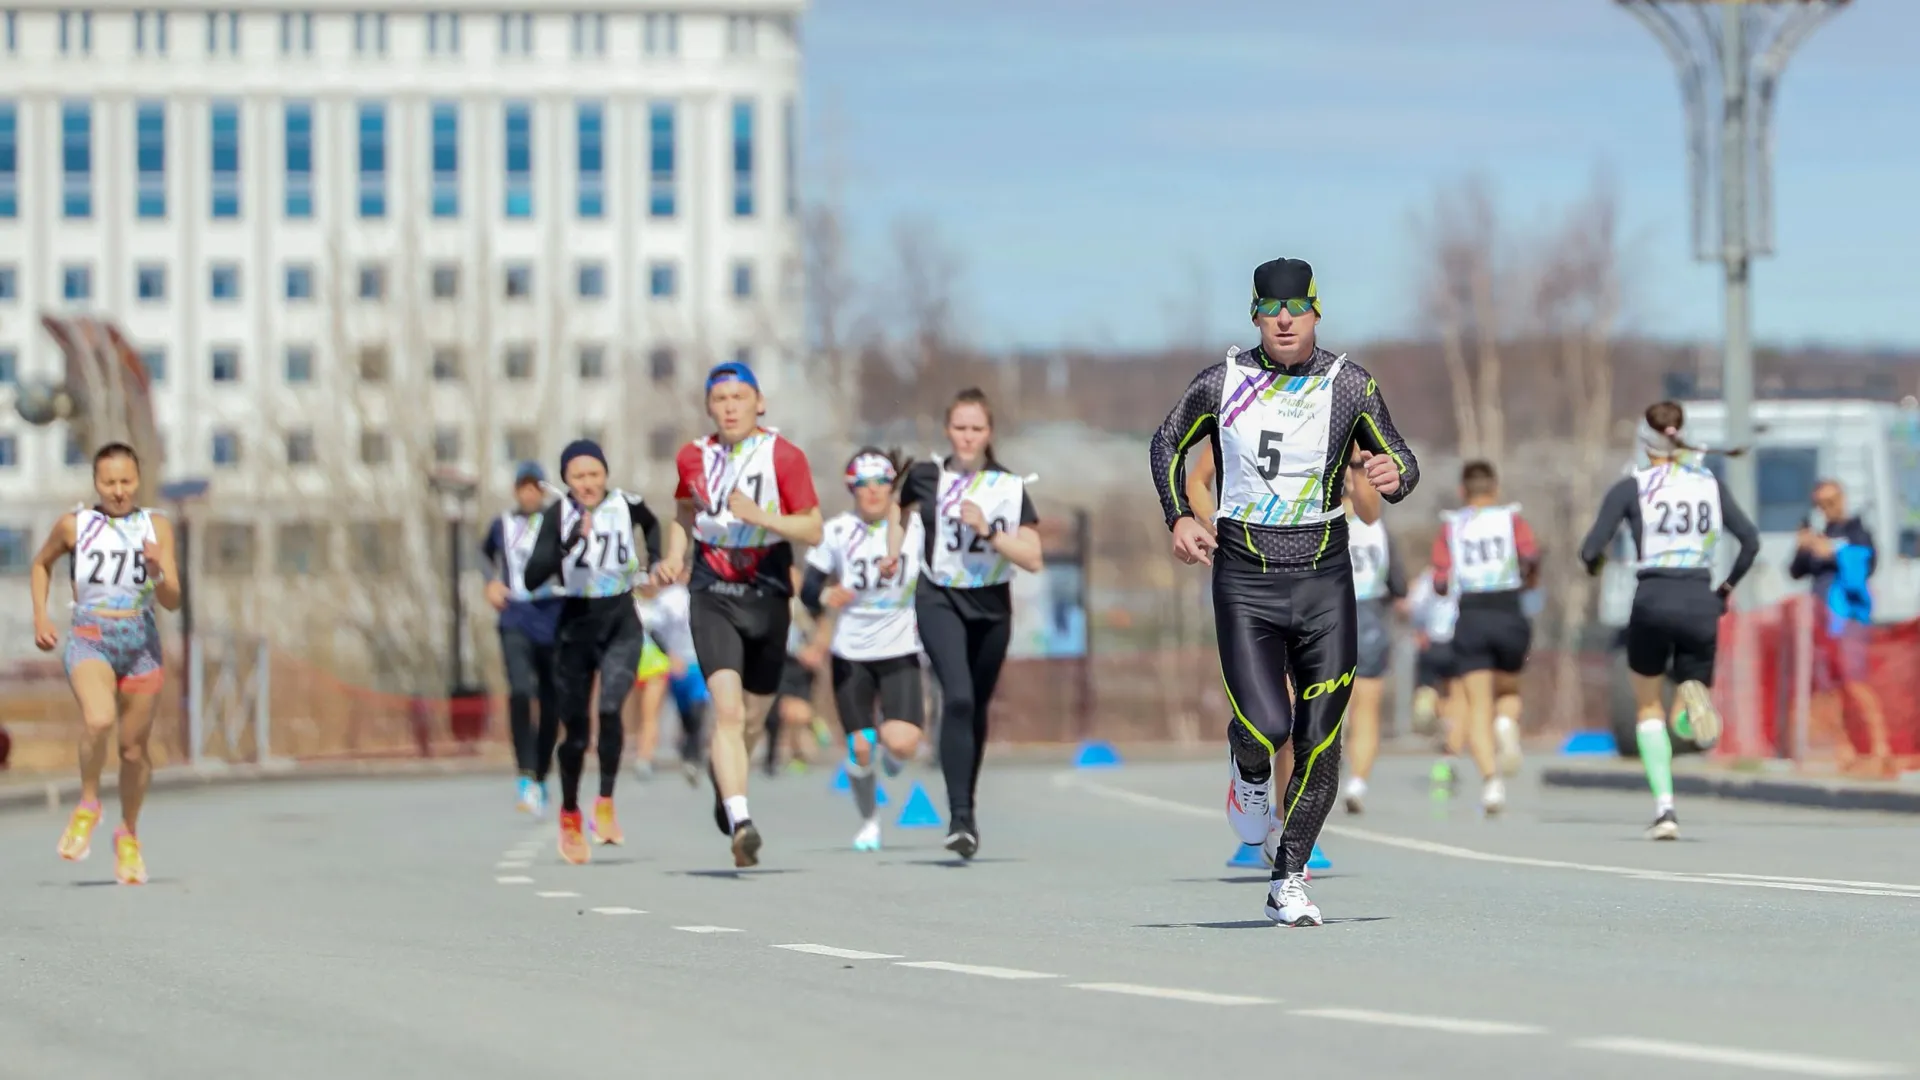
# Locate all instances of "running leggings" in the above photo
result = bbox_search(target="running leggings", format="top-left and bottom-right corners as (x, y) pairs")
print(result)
(917, 585), (1013, 823)
(1214, 558), (1358, 878)
(552, 599), (647, 813)
(500, 628), (559, 781)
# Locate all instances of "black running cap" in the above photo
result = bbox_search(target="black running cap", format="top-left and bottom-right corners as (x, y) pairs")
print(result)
(1252, 258), (1317, 304)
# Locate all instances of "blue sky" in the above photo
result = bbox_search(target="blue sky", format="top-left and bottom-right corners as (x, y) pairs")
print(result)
(800, 0), (1920, 352)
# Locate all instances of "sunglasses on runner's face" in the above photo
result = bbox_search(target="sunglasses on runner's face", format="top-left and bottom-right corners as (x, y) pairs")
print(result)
(848, 478), (890, 490)
(1253, 297), (1316, 318)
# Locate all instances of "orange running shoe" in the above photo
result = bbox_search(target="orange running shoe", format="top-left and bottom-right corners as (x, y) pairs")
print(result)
(114, 826), (148, 885)
(558, 810), (591, 865)
(58, 800), (102, 862)
(592, 797), (624, 846)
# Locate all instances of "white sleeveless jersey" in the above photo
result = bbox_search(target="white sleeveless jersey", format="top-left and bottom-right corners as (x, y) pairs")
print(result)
(1444, 504), (1524, 594)
(558, 492), (647, 599)
(496, 510), (561, 602)
(635, 584), (695, 660)
(1215, 347), (1345, 529)
(1633, 463), (1722, 571)
(1348, 514), (1392, 602)
(1409, 568), (1459, 642)
(926, 463), (1026, 589)
(71, 507), (159, 615)
(690, 430), (787, 551)
(806, 512), (924, 662)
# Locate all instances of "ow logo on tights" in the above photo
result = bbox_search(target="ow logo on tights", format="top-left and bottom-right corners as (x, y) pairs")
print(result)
(1300, 669), (1356, 701)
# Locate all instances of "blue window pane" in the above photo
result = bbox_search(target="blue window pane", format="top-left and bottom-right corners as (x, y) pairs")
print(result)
(731, 100), (754, 218)
(649, 262), (675, 298)
(211, 347), (240, 383)
(62, 101), (92, 219)
(0, 436), (16, 468)
(284, 101), (314, 219)
(648, 103), (675, 218)
(358, 103), (386, 219)
(63, 264), (92, 301)
(210, 101), (241, 219)
(504, 103), (532, 219)
(285, 264), (313, 299)
(1755, 447), (1822, 534)
(0, 266), (13, 299)
(0, 349), (15, 385)
(431, 102), (459, 218)
(0, 103), (16, 218)
(212, 431), (239, 465)
(136, 102), (166, 219)
(577, 262), (605, 299)
(732, 262), (752, 299)
(210, 263), (240, 300)
(140, 348), (166, 383)
(576, 102), (604, 219)
(285, 346), (313, 383)
(136, 265), (166, 300)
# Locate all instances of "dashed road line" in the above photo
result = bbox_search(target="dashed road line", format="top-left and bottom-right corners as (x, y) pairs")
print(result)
(1572, 1036), (1907, 1077)
(674, 926), (743, 934)
(495, 875), (534, 885)
(590, 906), (646, 915)
(772, 944), (902, 960)
(534, 890), (579, 899)
(495, 861), (531, 870)
(1071, 983), (1275, 1006)
(1290, 1007), (1546, 1036)
(895, 961), (1057, 980)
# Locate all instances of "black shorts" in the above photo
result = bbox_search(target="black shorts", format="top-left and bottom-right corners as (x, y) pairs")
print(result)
(1355, 600), (1393, 680)
(832, 654), (925, 731)
(777, 658), (814, 701)
(1625, 576), (1721, 686)
(690, 588), (791, 698)
(1452, 602), (1531, 675)
(1213, 558), (1357, 755)
(1417, 643), (1458, 688)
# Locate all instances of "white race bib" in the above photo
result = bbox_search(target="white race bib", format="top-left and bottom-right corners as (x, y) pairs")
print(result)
(1635, 463), (1721, 571)
(1215, 347), (1344, 528)
(926, 465), (1025, 589)
(807, 512), (923, 661)
(559, 493), (645, 598)
(1348, 515), (1391, 601)
(498, 510), (560, 602)
(71, 507), (158, 614)
(691, 431), (785, 550)
(1445, 504), (1524, 594)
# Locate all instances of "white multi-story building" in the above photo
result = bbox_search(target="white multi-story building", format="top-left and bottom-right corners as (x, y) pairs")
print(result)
(0, 1), (808, 677)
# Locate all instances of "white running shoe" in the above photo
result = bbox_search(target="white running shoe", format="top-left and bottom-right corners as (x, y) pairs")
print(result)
(1225, 754), (1273, 845)
(1674, 680), (1721, 749)
(1494, 715), (1523, 777)
(1265, 873), (1322, 927)
(853, 819), (882, 852)
(1343, 776), (1367, 815)
(1481, 776), (1507, 816)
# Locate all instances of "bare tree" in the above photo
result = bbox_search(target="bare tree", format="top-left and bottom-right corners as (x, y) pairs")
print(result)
(1413, 176), (1511, 464)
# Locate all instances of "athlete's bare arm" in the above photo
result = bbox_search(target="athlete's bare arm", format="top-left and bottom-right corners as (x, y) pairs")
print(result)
(29, 513), (78, 651)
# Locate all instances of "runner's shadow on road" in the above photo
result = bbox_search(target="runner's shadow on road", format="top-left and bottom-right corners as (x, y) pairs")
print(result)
(61, 878), (178, 888)
(895, 857), (1024, 868)
(673, 868), (805, 881)
(1136, 917), (1391, 930)
(1175, 874), (1351, 885)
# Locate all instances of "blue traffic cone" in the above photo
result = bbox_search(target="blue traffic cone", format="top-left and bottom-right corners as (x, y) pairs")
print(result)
(1227, 843), (1266, 869)
(874, 782), (890, 807)
(829, 765), (849, 792)
(895, 782), (943, 829)
(1073, 740), (1122, 769)
(1307, 844), (1332, 870)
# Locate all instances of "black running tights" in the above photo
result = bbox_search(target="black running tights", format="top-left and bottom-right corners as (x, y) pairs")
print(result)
(553, 601), (646, 813)
(917, 587), (1013, 824)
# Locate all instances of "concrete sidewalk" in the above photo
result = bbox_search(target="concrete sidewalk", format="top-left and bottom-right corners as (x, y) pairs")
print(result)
(1541, 756), (1920, 814)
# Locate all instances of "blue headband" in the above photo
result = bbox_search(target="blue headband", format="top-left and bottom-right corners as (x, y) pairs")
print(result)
(705, 361), (759, 393)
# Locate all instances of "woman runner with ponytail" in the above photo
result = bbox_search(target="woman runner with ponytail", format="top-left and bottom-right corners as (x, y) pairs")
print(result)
(884, 389), (1043, 859)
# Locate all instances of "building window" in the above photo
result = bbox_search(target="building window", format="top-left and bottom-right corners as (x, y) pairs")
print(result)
(62, 100), (91, 219)
(358, 102), (386, 219)
(286, 428), (315, 465)
(210, 100), (241, 218)
(0, 266), (13, 299)
(427, 12), (460, 54)
(504, 263), (532, 299)
(358, 263), (386, 301)
(285, 263), (313, 300)
(352, 11), (387, 55)
(648, 346), (674, 384)
(211, 429), (241, 466)
(276, 523), (323, 575)
(211, 346), (240, 383)
(209, 262), (241, 301)
(134, 10), (168, 54)
(643, 12), (678, 55)
(499, 12), (533, 55)
(279, 12), (313, 55)
(504, 345), (533, 380)
(648, 262), (675, 299)
(431, 102), (459, 218)
(358, 345), (388, 383)
(577, 261), (605, 299)
(206, 522), (256, 574)
(726, 14), (756, 55)
(63, 264), (92, 302)
(135, 101), (166, 218)
(136, 264), (166, 301)
(577, 344), (606, 379)
(576, 101), (604, 219)
(0, 349), (12, 384)
(360, 430), (390, 465)
(0, 523), (36, 576)
(1754, 447), (1822, 534)
(205, 11), (240, 55)
(59, 10), (92, 55)
(571, 12), (605, 55)
(0, 435), (16, 469)
(648, 426), (677, 462)
(783, 97), (797, 217)
(0, 103), (16, 218)
(504, 428), (537, 463)
(732, 261), (753, 300)
(284, 345), (313, 384)
(139, 347), (165, 382)
(504, 102), (532, 218)
(431, 347), (462, 381)
(431, 263), (459, 299)
(2, 11), (13, 55)
(433, 427), (460, 463)
(351, 521), (400, 574)
(648, 103), (675, 218)
(731, 100), (754, 217)
(284, 101), (313, 219)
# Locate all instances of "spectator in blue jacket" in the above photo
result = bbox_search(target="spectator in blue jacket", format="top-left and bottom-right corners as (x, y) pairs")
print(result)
(1789, 479), (1891, 774)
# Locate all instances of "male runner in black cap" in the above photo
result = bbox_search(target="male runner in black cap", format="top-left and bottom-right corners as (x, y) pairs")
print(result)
(1148, 258), (1418, 926)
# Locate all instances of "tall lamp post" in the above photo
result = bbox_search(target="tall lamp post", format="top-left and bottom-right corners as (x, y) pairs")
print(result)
(428, 467), (485, 746)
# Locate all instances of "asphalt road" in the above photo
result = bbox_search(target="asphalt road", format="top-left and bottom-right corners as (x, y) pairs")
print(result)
(4, 754), (1918, 1080)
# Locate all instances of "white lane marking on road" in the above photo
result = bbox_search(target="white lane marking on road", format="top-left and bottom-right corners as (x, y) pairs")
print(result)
(895, 961), (1057, 980)
(674, 926), (743, 934)
(495, 861), (531, 869)
(1290, 1008), (1546, 1036)
(1071, 983), (1275, 1006)
(495, 876), (534, 884)
(535, 891), (580, 898)
(591, 906), (646, 915)
(1058, 774), (1920, 899)
(1574, 1037), (1908, 1077)
(773, 944), (903, 960)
